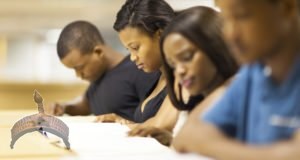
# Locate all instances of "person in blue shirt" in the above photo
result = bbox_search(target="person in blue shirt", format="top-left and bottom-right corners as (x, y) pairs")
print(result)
(173, 0), (300, 159)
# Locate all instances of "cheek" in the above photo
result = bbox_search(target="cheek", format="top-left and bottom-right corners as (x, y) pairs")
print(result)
(193, 57), (216, 82)
(87, 60), (103, 76)
(83, 65), (96, 77)
(140, 47), (151, 59)
(239, 23), (259, 43)
(141, 46), (160, 64)
(244, 19), (277, 46)
(191, 56), (208, 75)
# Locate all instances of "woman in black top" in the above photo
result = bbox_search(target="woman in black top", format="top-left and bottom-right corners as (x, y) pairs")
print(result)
(114, 0), (176, 123)
(96, 0), (175, 123)
(128, 6), (238, 146)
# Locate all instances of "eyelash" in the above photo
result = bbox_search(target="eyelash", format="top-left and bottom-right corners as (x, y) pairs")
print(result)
(167, 51), (195, 69)
(181, 51), (195, 62)
(130, 46), (139, 51)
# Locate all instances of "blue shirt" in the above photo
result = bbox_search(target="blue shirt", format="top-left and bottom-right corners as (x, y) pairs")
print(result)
(203, 57), (300, 144)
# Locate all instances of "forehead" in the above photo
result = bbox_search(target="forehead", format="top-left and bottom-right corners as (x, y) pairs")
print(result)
(163, 33), (195, 56)
(164, 33), (192, 49)
(119, 26), (150, 44)
(61, 49), (85, 67)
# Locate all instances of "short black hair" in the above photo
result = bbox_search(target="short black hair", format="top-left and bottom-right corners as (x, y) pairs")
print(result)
(57, 20), (105, 59)
(113, 0), (175, 36)
(160, 6), (239, 111)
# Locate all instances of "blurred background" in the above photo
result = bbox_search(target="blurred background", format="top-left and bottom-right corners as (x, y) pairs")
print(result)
(0, 0), (215, 110)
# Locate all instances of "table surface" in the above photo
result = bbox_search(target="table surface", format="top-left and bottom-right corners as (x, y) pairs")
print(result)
(0, 110), (212, 160)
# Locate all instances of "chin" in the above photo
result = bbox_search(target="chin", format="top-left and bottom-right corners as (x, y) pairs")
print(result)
(238, 54), (261, 64)
(142, 68), (155, 73)
(187, 89), (198, 97)
(84, 79), (92, 83)
(232, 50), (254, 64)
(187, 85), (204, 97)
(84, 77), (96, 82)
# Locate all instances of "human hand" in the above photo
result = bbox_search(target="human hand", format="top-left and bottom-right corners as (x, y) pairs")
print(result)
(128, 125), (173, 146)
(46, 103), (66, 116)
(95, 113), (133, 124)
(94, 113), (118, 123)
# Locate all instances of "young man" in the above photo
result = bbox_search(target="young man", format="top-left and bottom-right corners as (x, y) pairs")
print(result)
(49, 21), (160, 122)
(172, 0), (300, 159)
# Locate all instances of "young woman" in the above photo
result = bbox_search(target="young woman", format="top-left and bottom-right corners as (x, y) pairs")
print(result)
(173, 0), (300, 159)
(127, 6), (238, 146)
(96, 0), (176, 124)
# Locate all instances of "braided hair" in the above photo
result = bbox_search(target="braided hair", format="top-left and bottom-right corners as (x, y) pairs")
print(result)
(114, 0), (175, 36)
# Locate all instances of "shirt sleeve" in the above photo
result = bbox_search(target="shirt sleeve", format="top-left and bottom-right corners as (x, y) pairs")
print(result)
(202, 66), (251, 137)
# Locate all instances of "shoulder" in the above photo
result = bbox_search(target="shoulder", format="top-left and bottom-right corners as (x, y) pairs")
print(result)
(227, 64), (258, 90)
(206, 64), (256, 109)
(235, 64), (256, 81)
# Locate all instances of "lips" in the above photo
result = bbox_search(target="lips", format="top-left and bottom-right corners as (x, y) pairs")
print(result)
(231, 39), (247, 55)
(180, 78), (194, 89)
(136, 63), (144, 70)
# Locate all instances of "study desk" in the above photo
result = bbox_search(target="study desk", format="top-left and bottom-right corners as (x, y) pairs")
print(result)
(0, 110), (212, 160)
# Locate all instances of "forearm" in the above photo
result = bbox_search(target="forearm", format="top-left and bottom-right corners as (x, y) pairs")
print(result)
(151, 109), (179, 131)
(146, 96), (179, 131)
(174, 120), (298, 160)
(203, 137), (298, 160)
(65, 104), (90, 115)
(64, 97), (90, 116)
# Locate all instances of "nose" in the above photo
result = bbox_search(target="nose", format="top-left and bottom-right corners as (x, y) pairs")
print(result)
(175, 64), (187, 78)
(223, 21), (240, 44)
(130, 53), (138, 63)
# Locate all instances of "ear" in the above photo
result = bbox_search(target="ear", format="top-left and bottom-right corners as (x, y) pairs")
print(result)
(93, 45), (104, 58)
(155, 29), (163, 39)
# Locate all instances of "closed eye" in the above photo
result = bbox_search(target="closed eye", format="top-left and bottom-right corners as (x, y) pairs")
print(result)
(130, 46), (139, 52)
(178, 50), (196, 62)
(128, 43), (140, 52)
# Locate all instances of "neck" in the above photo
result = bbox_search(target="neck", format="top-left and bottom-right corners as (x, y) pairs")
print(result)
(264, 25), (300, 84)
(159, 65), (165, 75)
(104, 46), (125, 70)
(159, 65), (168, 80)
(157, 65), (165, 80)
(202, 74), (224, 97)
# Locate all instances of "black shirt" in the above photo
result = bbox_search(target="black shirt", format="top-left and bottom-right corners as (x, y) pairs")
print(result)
(134, 86), (167, 123)
(86, 56), (160, 121)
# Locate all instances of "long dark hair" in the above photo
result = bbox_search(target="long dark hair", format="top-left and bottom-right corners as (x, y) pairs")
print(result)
(160, 6), (238, 110)
(113, 0), (175, 36)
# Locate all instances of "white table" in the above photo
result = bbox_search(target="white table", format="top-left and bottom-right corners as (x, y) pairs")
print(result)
(0, 110), (211, 160)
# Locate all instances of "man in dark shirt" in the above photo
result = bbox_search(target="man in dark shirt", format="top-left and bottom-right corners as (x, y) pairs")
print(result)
(49, 21), (159, 121)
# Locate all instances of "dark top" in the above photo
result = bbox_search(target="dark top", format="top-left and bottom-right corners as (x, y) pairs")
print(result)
(86, 55), (160, 121)
(134, 86), (168, 123)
